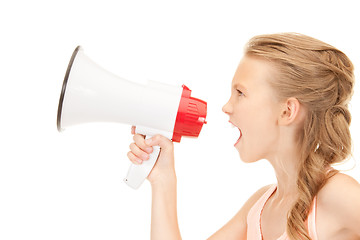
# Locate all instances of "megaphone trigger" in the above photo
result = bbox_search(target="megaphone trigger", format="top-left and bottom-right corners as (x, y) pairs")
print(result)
(123, 126), (171, 189)
(124, 135), (161, 189)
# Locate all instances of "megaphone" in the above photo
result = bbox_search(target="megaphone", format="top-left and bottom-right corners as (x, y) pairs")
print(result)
(57, 46), (207, 189)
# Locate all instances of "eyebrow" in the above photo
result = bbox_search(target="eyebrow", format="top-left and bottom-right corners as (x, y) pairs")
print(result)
(233, 83), (248, 91)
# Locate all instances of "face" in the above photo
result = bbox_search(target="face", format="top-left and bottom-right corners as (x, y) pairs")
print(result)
(222, 56), (282, 163)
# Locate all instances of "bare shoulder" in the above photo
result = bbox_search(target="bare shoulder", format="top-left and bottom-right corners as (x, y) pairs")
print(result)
(318, 172), (360, 205)
(208, 184), (273, 240)
(317, 172), (360, 237)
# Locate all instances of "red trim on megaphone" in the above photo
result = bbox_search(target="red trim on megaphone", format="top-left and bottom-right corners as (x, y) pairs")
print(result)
(172, 85), (207, 143)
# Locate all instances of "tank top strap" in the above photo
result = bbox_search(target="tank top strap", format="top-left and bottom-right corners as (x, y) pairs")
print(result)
(246, 184), (277, 240)
(307, 196), (318, 240)
(247, 184), (318, 240)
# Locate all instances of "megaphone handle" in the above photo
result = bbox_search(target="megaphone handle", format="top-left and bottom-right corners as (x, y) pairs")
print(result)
(124, 135), (160, 189)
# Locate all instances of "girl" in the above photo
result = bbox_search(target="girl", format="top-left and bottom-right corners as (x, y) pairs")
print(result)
(127, 33), (360, 240)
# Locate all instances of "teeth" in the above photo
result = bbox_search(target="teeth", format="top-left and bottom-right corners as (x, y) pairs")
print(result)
(229, 122), (236, 128)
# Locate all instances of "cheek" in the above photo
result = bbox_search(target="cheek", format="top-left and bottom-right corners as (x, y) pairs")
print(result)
(240, 106), (278, 151)
(241, 105), (275, 132)
(235, 97), (279, 139)
(238, 122), (278, 163)
(251, 110), (278, 140)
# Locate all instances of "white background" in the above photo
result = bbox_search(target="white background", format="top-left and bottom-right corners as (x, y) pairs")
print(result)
(1, 0), (359, 239)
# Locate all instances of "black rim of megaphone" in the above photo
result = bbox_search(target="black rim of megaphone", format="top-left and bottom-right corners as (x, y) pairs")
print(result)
(57, 45), (82, 132)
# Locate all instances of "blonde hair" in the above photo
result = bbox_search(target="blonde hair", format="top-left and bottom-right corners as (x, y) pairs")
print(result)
(245, 33), (354, 240)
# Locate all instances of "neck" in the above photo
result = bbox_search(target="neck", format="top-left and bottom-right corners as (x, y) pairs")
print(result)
(270, 157), (299, 200)
(267, 132), (302, 201)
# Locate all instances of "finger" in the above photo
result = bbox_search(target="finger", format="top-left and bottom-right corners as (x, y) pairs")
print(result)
(131, 126), (136, 135)
(129, 142), (150, 161)
(133, 134), (153, 154)
(127, 151), (143, 165)
(145, 134), (173, 150)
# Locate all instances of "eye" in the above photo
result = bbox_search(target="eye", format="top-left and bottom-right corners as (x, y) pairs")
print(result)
(237, 89), (245, 97)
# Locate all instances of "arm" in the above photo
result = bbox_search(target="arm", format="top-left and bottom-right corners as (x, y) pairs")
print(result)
(128, 129), (271, 240)
(128, 131), (181, 240)
(151, 173), (181, 240)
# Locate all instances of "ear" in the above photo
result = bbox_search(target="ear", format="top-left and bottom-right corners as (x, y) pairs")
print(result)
(278, 97), (302, 126)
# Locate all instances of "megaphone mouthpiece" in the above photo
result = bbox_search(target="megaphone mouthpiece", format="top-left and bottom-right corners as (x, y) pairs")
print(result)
(172, 85), (207, 142)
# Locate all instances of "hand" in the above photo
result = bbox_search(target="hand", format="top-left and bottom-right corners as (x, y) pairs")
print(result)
(127, 126), (176, 186)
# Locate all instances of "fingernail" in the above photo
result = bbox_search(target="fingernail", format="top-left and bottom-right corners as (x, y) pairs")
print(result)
(146, 147), (153, 153)
(145, 139), (152, 145)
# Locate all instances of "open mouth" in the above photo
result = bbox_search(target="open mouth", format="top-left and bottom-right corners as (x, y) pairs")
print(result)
(229, 121), (242, 146)
(234, 128), (242, 146)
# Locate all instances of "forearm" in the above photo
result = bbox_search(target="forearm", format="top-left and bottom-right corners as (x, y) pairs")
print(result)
(151, 172), (181, 240)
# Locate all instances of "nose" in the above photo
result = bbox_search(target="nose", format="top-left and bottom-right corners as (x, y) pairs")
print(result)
(222, 99), (232, 115)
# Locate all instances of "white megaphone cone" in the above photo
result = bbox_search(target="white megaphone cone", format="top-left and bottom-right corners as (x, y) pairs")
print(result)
(57, 46), (207, 189)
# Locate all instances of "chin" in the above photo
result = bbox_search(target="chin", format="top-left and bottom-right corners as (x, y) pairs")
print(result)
(237, 151), (261, 163)
(236, 144), (263, 163)
(235, 140), (264, 163)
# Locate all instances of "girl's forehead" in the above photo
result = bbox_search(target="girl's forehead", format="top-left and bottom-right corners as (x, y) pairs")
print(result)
(232, 56), (275, 88)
